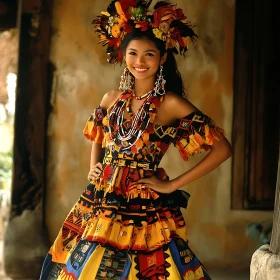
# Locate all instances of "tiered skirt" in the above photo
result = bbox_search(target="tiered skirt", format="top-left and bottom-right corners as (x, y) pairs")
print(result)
(40, 165), (211, 280)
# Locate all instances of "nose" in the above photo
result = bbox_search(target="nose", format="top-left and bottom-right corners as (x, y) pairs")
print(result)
(136, 55), (145, 65)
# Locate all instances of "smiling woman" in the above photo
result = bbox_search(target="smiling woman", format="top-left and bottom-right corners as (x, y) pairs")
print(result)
(39, 1), (232, 279)
(125, 38), (166, 96)
(121, 27), (185, 100)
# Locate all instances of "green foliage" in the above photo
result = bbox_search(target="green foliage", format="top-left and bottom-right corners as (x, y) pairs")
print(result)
(0, 149), (13, 188)
(245, 222), (272, 249)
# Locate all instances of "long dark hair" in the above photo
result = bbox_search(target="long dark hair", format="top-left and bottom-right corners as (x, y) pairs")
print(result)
(121, 28), (186, 97)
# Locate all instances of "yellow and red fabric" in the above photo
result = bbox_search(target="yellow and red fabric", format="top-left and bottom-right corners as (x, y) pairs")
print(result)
(40, 92), (223, 279)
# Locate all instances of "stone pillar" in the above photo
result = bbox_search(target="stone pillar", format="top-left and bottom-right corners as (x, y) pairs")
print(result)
(4, 0), (53, 278)
(270, 148), (280, 255)
(250, 149), (280, 279)
(4, 206), (50, 278)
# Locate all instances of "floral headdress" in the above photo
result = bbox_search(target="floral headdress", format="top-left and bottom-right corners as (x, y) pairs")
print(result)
(93, 0), (198, 64)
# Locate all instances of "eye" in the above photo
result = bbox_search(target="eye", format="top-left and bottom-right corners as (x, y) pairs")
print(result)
(128, 51), (136, 55)
(146, 52), (154, 56)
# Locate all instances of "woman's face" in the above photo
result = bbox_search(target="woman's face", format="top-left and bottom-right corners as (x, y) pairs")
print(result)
(125, 37), (166, 81)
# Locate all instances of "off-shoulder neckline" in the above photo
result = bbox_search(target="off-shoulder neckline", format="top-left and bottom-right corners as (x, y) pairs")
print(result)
(97, 105), (202, 129)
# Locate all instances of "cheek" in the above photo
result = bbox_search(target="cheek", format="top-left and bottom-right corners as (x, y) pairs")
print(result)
(126, 56), (136, 67)
(126, 61), (135, 71)
(148, 55), (161, 64)
(149, 58), (161, 70)
(125, 52), (137, 60)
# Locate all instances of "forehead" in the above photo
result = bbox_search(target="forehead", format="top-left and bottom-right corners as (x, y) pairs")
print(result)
(126, 37), (158, 51)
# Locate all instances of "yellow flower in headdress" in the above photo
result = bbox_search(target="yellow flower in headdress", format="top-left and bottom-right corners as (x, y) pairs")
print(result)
(101, 11), (110, 17)
(115, 1), (128, 23)
(112, 24), (121, 38)
(152, 28), (163, 40)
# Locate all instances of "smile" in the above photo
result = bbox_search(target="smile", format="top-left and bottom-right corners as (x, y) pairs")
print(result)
(134, 67), (149, 72)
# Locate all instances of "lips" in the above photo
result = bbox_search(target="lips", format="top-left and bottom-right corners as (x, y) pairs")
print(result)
(133, 67), (149, 73)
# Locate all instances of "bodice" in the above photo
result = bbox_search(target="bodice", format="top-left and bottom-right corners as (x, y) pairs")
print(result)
(83, 92), (225, 166)
(102, 112), (178, 167)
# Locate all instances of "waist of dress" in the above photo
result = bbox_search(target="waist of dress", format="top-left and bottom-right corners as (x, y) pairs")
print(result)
(103, 157), (158, 171)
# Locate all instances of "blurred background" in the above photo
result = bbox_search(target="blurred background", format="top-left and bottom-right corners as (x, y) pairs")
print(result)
(0, 0), (278, 279)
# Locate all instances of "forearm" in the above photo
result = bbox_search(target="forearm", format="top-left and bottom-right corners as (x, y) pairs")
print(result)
(90, 142), (105, 169)
(171, 138), (232, 190)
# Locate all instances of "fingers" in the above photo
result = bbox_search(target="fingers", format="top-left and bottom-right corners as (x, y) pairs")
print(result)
(137, 176), (156, 184)
(96, 162), (103, 170)
(136, 176), (162, 191)
(93, 163), (103, 173)
(131, 182), (151, 190)
(87, 170), (100, 182)
(136, 178), (154, 189)
(87, 162), (103, 182)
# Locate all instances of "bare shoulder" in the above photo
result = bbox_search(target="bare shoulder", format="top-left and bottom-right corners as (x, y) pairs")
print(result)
(162, 92), (199, 119)
(100, 89), (122, 109)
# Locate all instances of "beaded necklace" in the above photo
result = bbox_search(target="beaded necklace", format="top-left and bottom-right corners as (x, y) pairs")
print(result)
(108, 66), (166, 150)
(108, 91), (153, 150)
(131, 90), (150, 100)
(125, 89), (152, 115)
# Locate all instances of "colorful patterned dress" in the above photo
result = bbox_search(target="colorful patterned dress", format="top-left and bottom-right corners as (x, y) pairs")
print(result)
(40, 91), (224, 280)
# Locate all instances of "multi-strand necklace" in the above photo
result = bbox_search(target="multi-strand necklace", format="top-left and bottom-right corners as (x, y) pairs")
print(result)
(125, 89), (152, 116)
(108, 91), (153, 150)
(108, 66), (166, 150)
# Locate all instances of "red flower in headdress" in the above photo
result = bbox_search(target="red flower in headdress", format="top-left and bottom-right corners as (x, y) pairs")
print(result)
(134, 21), (149, 31)
(152, 5), (187, 34)
(152, 5), (177, 28)
(174, 8), (187, 21)
(108, 37), (121, 50)
(123, 22), (133, 33)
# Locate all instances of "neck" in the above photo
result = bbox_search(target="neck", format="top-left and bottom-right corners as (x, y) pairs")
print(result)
(133, 76), (156, 97)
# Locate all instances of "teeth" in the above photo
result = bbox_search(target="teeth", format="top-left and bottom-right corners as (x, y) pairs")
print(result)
(135, 68), (148, 71)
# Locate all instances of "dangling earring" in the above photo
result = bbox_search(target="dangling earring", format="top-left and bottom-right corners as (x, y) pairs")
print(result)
(119, 67), (134, 91)
(154, 65), (166, 96)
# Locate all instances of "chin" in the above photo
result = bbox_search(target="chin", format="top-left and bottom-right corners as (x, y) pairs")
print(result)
(133, 74), (150, 80)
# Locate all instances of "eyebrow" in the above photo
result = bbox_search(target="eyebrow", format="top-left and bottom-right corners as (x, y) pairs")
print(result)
(128, 48), (157, 53)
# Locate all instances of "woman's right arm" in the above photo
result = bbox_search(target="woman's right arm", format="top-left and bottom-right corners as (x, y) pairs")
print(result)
(87, 142), (105, 182)
(90, 142), (105, 170)
(87, 89), (121, 182)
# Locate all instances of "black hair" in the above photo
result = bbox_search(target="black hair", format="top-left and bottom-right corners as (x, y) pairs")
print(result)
(121, 28), (186, 98)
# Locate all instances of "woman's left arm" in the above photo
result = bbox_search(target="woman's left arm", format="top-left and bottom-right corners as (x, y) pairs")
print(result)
(138, 93), (232, 193)
(170, 135), (232, 191)
(138, 136), (232, 193)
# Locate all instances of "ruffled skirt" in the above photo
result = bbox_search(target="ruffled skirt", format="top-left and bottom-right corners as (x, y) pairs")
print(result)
(40, 166), (211, 280)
